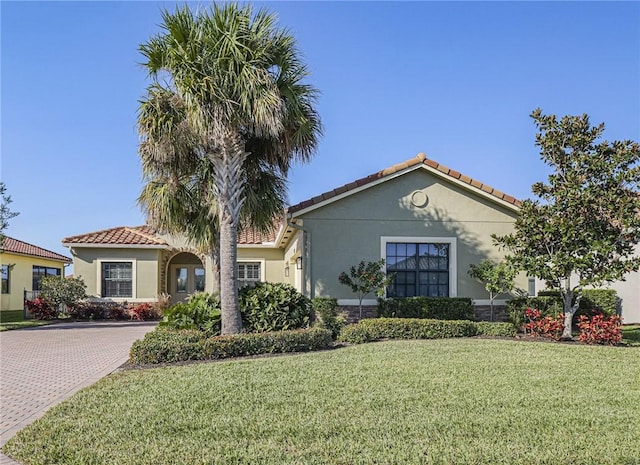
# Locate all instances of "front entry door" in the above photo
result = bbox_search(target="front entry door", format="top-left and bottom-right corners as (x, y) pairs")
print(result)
(170, 265), (205, 303)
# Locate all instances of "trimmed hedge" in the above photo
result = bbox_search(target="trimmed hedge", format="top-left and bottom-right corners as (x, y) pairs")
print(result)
(339, 318), (516, 344)
(129, 327), (332, 365)
(507, 289), (618, 329)
(475, 321), (518, 337)
(377, 297), (475, 321)
(129, 329), (208, 364)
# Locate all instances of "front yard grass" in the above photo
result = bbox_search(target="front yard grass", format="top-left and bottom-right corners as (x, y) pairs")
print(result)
(0, 311), (52, 331)
(4, 339), (639, 465)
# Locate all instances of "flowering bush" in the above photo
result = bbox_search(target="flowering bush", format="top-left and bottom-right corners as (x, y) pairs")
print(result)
(523, 307), (564, 340)
(126, 302), (158, 321)
(577, 313), (622, 345)
(25, 297), (57, 320)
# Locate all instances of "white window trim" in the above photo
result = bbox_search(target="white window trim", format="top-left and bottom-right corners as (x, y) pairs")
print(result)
(237, 259), (266, 283)
(96, 259), (137, 300)
(380, 236), (457, 298)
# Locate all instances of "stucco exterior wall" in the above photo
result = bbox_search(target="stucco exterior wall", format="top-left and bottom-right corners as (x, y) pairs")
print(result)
(1, 253), (68, 311)
(294, 169), (525, 301)
(71, 247), (162, 301)
(237, 247), (285, 284)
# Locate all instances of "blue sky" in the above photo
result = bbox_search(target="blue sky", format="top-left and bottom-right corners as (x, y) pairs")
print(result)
(2, 1), (639, 265)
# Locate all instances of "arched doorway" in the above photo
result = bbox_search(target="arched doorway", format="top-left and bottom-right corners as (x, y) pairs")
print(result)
(167, 252), (205, 303)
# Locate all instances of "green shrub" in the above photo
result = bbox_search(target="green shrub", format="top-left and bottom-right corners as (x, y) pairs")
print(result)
(475, 321), (517, 337)
(507, 289), (618, 329)
(377, 297), (475, 321)
(129, 328), (332, 364)
(338, 324), (375, 344)
(339, 318), (477, 344)
(159, 292), (221, 334)
(240, 282), (311, 332)
(312, 297), (346, 339)
(507, 297), (563, 329)
(581, 289), (618, 316)
(129, 329), (208, 364)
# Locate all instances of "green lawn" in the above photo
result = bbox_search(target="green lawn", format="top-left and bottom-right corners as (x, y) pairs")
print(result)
(4, 339), (639, 465)
(0, 310), (53, 331)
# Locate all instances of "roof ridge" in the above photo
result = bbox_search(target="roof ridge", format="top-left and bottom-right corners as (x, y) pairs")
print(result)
(125, 225), (165, 244)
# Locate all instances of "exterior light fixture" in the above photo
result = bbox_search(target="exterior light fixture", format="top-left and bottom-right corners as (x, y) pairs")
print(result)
(284, 266), (290, 277)
(296, 256), (302, 270)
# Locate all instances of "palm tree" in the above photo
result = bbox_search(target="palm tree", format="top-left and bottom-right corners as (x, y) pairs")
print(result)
(138, 4), (321, 334)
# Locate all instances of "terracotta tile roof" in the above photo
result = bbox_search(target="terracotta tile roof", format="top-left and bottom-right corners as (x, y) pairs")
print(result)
(62, 226), (168, 246)
(238, 225), (279, 244)
(63, 224), (280, 246)
(1, 237), (72, 262)
(288, 153), (521, 214)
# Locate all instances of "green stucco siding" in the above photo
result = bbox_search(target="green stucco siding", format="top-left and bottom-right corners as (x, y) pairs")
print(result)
(296, 168), (525, 300)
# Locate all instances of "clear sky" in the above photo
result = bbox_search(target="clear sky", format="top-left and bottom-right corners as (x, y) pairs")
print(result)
(2, 1), (639, 267)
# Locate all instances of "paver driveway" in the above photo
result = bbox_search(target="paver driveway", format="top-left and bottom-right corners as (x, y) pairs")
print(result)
(0, 321), (156, 463)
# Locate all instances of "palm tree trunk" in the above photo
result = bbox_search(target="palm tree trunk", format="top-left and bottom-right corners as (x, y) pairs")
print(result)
(219, 219), (242, 334)
(211, 131), (248, 335)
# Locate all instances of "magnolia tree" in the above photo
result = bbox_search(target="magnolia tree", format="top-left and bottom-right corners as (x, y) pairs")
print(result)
(40, 276), (87, 313)
(494, 109), (640, 339)
(468, 260), (517, 322)
(338, 259), (393, 320)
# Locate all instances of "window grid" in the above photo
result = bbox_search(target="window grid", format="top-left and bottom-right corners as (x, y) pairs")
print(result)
(32, 266), (61, 292)
(1, 265), (9, 294)
(101, 262), (132, 298)
(238, 262), (261, 289)
(386, 243), (449, 297)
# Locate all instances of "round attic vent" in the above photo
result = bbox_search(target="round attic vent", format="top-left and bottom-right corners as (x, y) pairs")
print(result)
(410, 190), (429, 208)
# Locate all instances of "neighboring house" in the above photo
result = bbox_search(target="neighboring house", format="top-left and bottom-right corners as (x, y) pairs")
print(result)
(61, 153), (640, 323)
(0, 237), (72, 313)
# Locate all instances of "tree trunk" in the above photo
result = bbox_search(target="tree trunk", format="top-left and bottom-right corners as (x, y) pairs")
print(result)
(209, 250), (220, 295)
(560, 286), (581, 340)
(210, 130), (248, 335)
(489, 293), (495, 322)
(219, 220), (242, 334)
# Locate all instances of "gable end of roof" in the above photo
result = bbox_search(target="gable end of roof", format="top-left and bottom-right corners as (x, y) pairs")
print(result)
(288, 153), (521, 215)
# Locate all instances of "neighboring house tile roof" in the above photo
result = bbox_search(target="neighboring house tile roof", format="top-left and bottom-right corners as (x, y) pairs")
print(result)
(288, 153), (521, 214)
(62, 226), (168, 246)
(1, 237), (72, 262)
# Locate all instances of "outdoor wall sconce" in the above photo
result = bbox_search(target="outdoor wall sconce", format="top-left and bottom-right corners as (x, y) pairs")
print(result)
(284, 266), (290, 277)
(296, 256), (302, 270)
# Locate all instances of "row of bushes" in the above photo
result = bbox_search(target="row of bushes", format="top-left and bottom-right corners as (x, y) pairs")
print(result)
(338, 318), (517, 344)
(507, 289), (618, 329)
(25, 298), (163, 321)
(129, 327), (333, 364)
(377, 297), (475, 321)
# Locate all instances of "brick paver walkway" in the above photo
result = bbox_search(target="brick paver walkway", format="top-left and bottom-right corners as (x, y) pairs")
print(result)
(0, 321), (156, 464)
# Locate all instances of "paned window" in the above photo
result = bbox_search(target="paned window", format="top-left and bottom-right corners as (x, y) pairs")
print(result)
(195, 268), (205, 292)
(1, 265), (9, 294)
(386, 242), (449, 297)
(101, 262), (132, 298)
(238, 262), (261, 289)
(32, 266), (61, 292)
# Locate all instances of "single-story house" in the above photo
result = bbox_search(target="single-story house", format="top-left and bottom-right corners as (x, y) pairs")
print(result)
(62, 153), (640, 323)
(1, 237), (72, 313)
